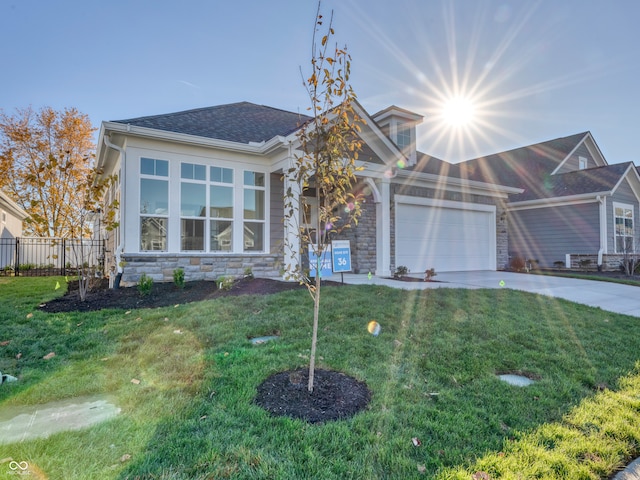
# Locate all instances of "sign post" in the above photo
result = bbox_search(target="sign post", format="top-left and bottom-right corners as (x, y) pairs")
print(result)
(331, 240), (352, 283)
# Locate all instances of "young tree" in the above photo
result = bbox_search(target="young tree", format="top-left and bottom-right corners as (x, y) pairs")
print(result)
(0, 106), (96, 237)
(284, 3), (366, 392)
(71, 170), (119, 301)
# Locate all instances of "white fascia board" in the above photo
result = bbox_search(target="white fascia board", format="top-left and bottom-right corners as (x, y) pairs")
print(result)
(583, 132), (608, 166)
(395, 169), (523, 198)
(0, 190), (28, 220)
(550, 134), (585, 175)
(611, 164), (640, 202)
(351, 101), (407, 166)
(508, 191), (610, 211)
(101, 122), (289, 155)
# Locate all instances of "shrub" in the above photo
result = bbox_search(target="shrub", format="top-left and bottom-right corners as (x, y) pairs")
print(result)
(510, 256), (526, 272)
(217, 276), (234, 291)
(244, 267), (254, 279)
(394, 266), (409, 278)
(173, 268), (185, 289)
(424, 268), (437, 281)
(137, 273), (153, 296)
(553, 260), (565, 269)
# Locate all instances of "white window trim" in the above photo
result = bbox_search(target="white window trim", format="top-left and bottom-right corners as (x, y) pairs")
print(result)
(139, 158), (170, 252)
(578, 156), (587, 170)
(613, 201), (634, 253)
(242, 170), (268, 253)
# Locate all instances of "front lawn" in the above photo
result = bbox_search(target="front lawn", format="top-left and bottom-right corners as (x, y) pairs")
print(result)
(1, 276), (640, 479)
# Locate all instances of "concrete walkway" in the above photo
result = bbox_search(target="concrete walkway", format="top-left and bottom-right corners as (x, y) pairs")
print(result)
(339, 271), (640, 317)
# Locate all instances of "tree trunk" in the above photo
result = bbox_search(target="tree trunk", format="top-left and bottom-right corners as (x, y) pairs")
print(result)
(308, 272), (321, 392)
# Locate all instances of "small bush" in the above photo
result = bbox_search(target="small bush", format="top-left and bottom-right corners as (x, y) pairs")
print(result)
(579, 259), (592, 270)
(217, 276), (234, 291)
(424, 268), (437, 281)
(394, 266), (409, 278)
(137, 273), (153, 296)
(173, 268), (185, 289)
(554, 260), (565, 269)
(244, 267), (254, 279)
(510, 256), (526, 272)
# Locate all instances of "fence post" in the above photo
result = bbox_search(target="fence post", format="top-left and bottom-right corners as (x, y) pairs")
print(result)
(15, 237), (20, 276)
(62, 238), (66, 277)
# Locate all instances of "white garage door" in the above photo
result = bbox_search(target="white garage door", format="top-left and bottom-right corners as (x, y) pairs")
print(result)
(395, 199), (496, 273)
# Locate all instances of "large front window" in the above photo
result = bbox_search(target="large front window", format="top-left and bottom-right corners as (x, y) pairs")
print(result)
(243, 171), (265, 251)
(140, 158), (168, 251)
(139, 158), (268, 253)
(210, 167), (234, 251)
(615, 203), (634, 253)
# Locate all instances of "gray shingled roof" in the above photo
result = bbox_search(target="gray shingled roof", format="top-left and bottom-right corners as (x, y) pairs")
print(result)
(113, 102), (311, 144)
(410, 132), (634, 202)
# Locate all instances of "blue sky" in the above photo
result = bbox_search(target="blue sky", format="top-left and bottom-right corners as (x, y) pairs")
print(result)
(1, 0), (639, 164)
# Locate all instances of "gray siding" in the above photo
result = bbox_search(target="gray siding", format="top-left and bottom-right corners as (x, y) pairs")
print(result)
(607, 178), (640, 253)
(556, 143), (592, 173)
(269, 173), (284, 254)
(509, 202), (600, 267)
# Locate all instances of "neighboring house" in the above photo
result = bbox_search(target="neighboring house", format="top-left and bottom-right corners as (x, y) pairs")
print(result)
(0, 189), (28, 270)
(0, 189), (28, 239)
(455, 132), (640, 269)
(94, 102), (518, 284)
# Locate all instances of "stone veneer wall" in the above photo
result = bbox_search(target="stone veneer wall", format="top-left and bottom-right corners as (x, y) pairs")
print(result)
(389, 184), (510, 271)
(566, 253), (637, 271)
(119, 253), (283, 286)
(336, 194), (377, 274)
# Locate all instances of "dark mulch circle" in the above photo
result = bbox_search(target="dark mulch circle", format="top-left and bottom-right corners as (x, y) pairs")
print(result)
(254, 368), (371, 423)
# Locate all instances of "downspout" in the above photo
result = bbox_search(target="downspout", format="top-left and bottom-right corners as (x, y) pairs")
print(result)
(596, 195), (605, 269)
(103, 133), (126, 277)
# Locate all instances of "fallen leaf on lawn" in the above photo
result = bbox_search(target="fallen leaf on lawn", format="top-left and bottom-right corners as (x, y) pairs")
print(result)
(26, 313), (33, 319)
(120, 454), (131, 463)
(101, 357), (109, 361)
(200, 415), (207, 420)
(125, 311), (131, 315)
(15, 353), (22, 359)
(43, 352), (55, 360)
(164, 317), (169, 321)
(0, 340), (10, 346)
(472, 472), (491, 480)
(412, 437), (421, 447)
(394, 339), (403, 348)
(131, 378), (141, 385)
(135, 317), (141, 321)
(174, 304), (179, 308)
(417, 464), (426, 474)
(76, 322), (83, 327)
(173, 330), (183, 334)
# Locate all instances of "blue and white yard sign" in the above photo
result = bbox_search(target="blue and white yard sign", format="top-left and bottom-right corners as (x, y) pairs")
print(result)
(331, 240), (352, 273)
(308, 245), (333, 278)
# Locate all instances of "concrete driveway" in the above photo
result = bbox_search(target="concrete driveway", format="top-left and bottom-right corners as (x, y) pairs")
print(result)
(341, 271), (640, 318)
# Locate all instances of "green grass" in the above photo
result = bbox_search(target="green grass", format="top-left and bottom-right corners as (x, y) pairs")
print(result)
(1, 277), (640, 479)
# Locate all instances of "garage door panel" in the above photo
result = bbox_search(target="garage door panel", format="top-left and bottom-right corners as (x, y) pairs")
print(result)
(396, 203), (495, 273)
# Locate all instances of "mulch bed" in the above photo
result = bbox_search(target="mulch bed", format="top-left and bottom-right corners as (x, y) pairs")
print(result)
(38, 277), (324, 313)
(254, 368), (371, 423)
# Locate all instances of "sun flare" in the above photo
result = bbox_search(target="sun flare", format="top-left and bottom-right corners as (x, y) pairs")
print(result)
(441, 96), (476, 127)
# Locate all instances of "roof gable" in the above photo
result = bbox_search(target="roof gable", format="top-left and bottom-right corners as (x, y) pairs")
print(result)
(113, 102), (311, 144)
(456, 132), (599, 201)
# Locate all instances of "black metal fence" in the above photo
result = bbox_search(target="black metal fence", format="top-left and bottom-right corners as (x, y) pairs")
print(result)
(0, 237), (105, 277)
